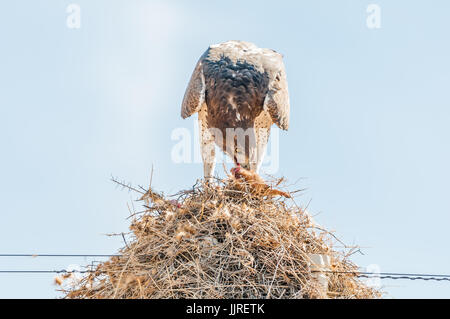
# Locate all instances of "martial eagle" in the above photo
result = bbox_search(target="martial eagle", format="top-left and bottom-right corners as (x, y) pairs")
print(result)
(181, 40), (290, 179)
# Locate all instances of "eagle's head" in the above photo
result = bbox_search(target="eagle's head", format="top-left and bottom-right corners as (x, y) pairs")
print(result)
(230, 163), (241, 178)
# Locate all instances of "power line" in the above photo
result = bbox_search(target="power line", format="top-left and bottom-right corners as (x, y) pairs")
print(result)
(358, 274), (450, 282)
(0, 254), (120, 258)
(319, 271), (450, 282)
(321, 270), (450, 278)
(0, 268), (449, 282)
(1, 254), (450, 282)
(0, 270), (94, 274)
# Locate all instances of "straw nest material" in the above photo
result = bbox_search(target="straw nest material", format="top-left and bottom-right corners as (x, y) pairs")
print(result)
(62, 176), (381, 299)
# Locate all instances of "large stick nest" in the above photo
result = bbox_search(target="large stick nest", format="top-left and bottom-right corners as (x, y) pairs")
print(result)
(62, 177), (381, 299)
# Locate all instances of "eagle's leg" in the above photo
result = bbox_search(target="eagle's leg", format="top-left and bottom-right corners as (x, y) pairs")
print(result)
(198, 118), (216, 182)
(252, 127), (270, 174)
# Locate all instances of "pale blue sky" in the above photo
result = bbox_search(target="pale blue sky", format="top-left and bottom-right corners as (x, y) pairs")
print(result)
(1, 0), (449, 298)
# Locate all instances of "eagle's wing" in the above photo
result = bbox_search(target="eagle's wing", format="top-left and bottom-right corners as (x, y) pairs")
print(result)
(181, 56), (206, 119)
(263, 59), (290, 130)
